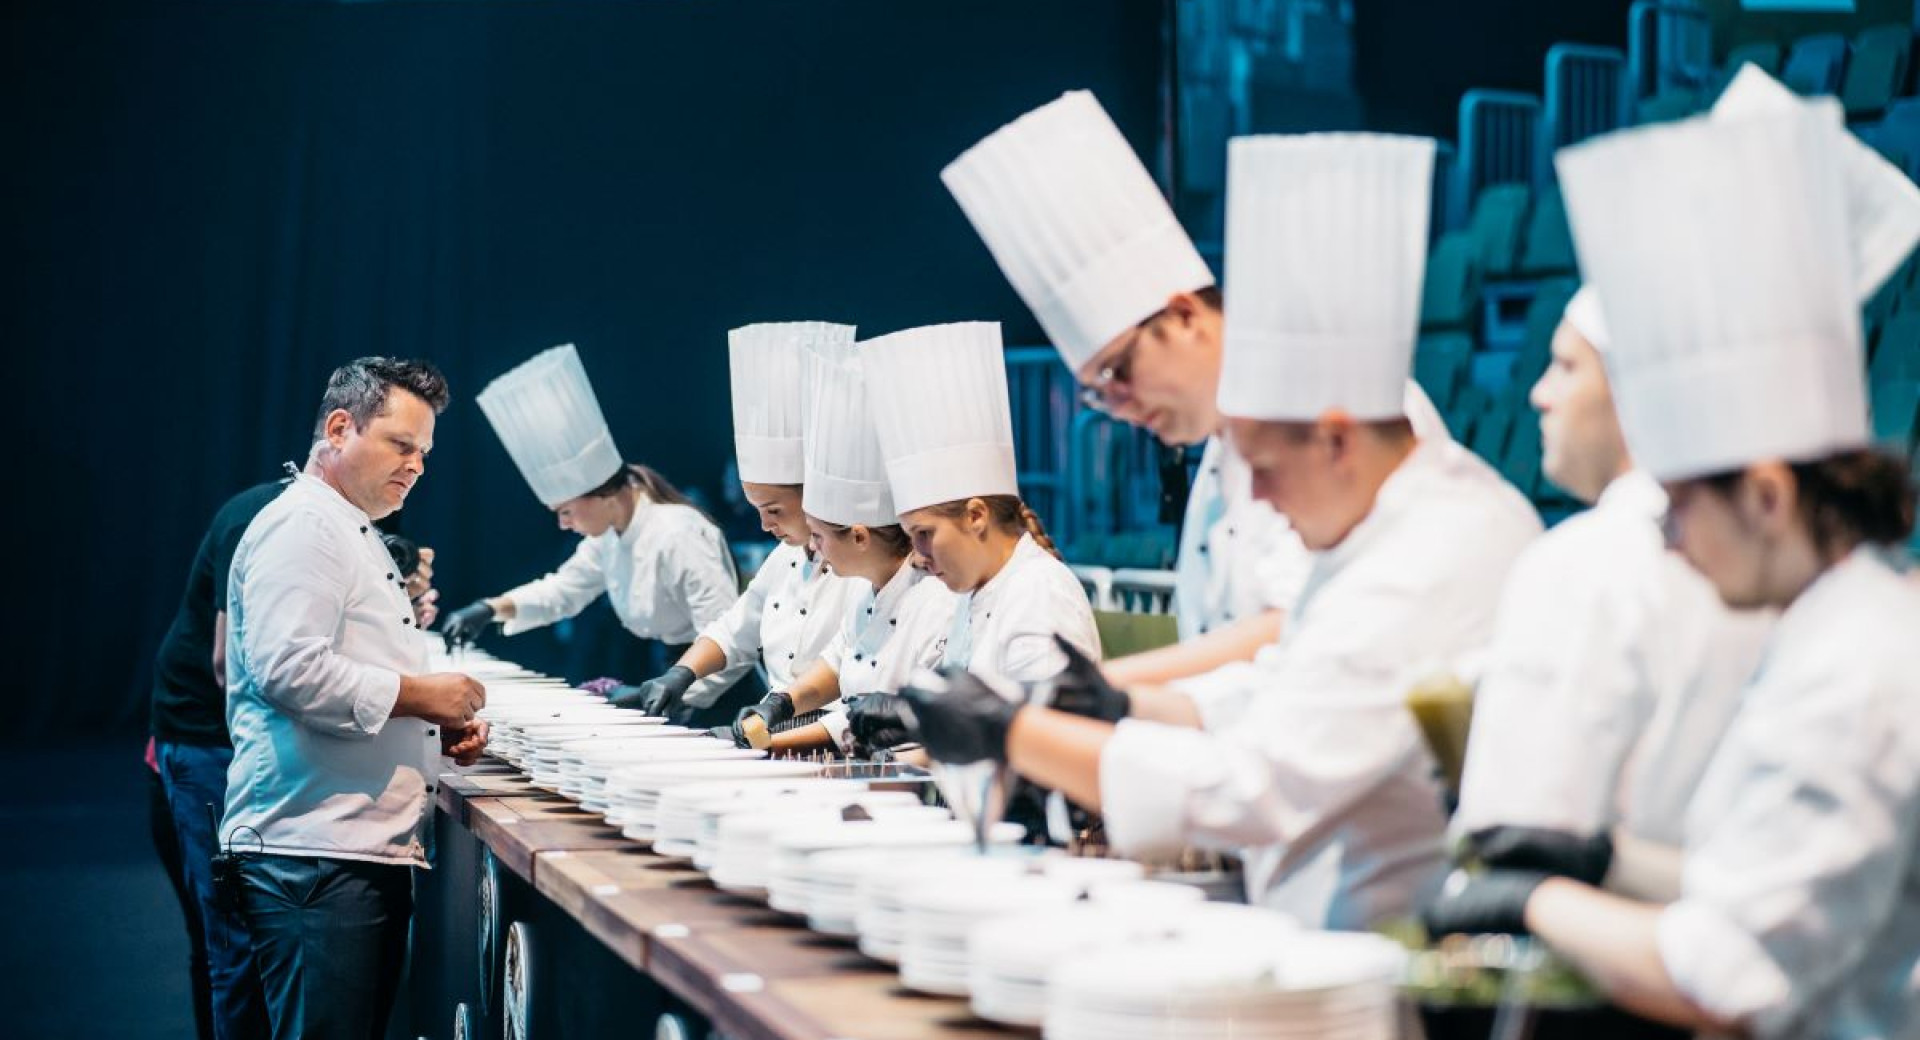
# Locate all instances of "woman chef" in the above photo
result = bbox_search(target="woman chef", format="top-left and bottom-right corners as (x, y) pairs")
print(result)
(844, 321), (1101, 750)
(624, 323), (861, 728)
(729, 341), (956, 752)
(440, 344), (747, 722)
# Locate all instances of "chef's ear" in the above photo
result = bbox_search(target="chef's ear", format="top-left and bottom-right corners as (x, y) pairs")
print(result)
(965, 497), (992, 539)
(322, 407), (356, 448)
(1736, 461), (1797, 537)
(848, 524), (870, 549)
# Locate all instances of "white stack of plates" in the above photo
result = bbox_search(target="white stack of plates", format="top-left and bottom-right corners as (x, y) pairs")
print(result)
(553, 730), (704, 799)
(798, 836), (1026, 939)
(533, 735), (750, 795)
(854, 852), (1039, 965)
(707, 797), (946, 897)
(520, 719), (672, 786)
(602, 759), (824, 840)
(1043, 929), (1407, 1040)
(968, 895), (1277, 1028)
(898, 875), (1080, 996)
(652, 779), (876, 860)
(572, 741), (764, 812)
(764, 811), (981, 914)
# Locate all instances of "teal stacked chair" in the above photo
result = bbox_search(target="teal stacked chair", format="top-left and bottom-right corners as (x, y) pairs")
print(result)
(1514, 280), (1579, 391)
(1841, 24), (1913, 121)
(1720, 41), (1784, 82)
(1541, 43), (1627, 184)
(1517, 184), (1577, 278)
(1414, 333), (1475, 415)
(1782, 32), (1850, 95)
(1420, 233), (1483, 334)
(1467, 183), (1531, 281)
(1870, 379), (1920, 453)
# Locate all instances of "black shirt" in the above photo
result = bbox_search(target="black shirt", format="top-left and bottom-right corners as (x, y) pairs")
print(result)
(149, 480), (290, 747)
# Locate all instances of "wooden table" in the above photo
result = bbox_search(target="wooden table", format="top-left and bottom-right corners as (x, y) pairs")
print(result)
(435, 769), (1009, 1040)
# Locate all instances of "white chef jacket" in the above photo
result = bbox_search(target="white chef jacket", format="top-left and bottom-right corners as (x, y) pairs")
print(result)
(815, 562), (958, 750)
(1172, 381), (1452, 640)
(699, 540), (858, 693)
(1656, 548), (1920, 1040)
(221, 472), (440, 866)
(1455, 470), (1773, 845)
(500, 499), (747, 707)
(1172, 436), (1311, 640)
(943, 533), (1102, 683)
(1100, 438), (1542, 929)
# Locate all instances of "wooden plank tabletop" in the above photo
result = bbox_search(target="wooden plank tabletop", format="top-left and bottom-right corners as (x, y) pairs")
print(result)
(434, 762), (538, 822)
(466, 795), (634, 884)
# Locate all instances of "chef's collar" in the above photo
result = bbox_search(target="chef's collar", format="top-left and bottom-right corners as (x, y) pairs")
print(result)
(1596, 467), (1665, 519)
(871, 557), (924, 617)
(290, 469), (377, 529)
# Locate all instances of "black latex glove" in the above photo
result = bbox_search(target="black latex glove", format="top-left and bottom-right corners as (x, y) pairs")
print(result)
(898, 670), (1019, 765)
(1421, 867), (1550, 937)
(611, 665), (696, 716)
(1470, 826), (1613, 886)
(730, 690), (795, 748)
(441, 600), (495, 650)
(1046, 635), (1130, 723)
(847, 693), (916, 755)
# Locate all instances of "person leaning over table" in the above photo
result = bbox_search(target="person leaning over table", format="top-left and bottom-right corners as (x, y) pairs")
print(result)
(626, 323), (861, 728)
(440, 344), (752, 727)
(727, 340), (956, 752)
(844, 321), (1101, 754)
(895, 133), (1543, 931)
(943, 88), (1451, 692)
(1425, 100), (1920, 1040)
(1452, 63), (1920, 904)
(222, 358), (487, 1040)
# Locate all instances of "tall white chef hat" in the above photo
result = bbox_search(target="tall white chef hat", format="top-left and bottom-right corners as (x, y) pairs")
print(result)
(1558, 102), (1864, 481)
(476, 344), (625, 509)
(1565, 64), (1920, 356)
(862, 322), (1019, 514)
(1216, 133), (1435, 422)
(942, 90), (1215, 371)
(802, 346), (896, 527)
(728, 322), (856, 484)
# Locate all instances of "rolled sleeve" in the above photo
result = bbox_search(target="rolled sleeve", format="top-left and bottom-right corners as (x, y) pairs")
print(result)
(1100, 718), (1205, 857)
(1170, 661), (1265, 732)
(1657, 899), (1794, 1032)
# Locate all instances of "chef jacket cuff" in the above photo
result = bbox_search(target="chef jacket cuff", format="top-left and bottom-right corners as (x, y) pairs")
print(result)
(355, 669), (403, 736)
(1099, 718), (1200, 858)
(1656, 898), (1792, 1034)
(821, 707), (853, 752)
(1170, 662), (1262, 731)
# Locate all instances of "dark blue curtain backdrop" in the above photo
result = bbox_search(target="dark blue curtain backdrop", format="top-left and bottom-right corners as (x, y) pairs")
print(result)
(3, 0), (1167, 739)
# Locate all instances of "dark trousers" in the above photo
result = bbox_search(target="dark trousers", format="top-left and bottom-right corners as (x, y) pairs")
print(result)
(238, 854), (412, 1040)
(156, 741), (270, 1040)
(148, 766), (214, 1040)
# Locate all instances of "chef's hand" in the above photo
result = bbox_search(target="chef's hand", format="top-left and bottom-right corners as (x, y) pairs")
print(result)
(1047, 635), (1129, 723)
(846, 693), (916, 756)
(405, 546), (436, 600)
(611, 665), (697, 716)
(1421, 868), (1549, 938)
(898, 670), (1019, 765)
(396, 673), (487, 728)
(440, 719), (490, 766)
(1468, 826), (1613, 885)
(441, 600), (495, 650)
(413, 588), (440, 630)
(731, 690), (795, 748)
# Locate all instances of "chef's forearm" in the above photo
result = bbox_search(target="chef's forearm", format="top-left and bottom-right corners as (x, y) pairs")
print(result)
(1006, 707), (1110, 808)
(1527, 880), (1734, 1033)
(485, 595), (516, 620)
(785, 662), (842, 714)
(675, 637), (730, 679)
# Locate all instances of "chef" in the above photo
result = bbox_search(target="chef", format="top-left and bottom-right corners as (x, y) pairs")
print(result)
(627, 322), (862, 727)
(843, 321), (1101, 751)
(222, 358), (487, 1039)
(944, 89), (1447, 688)
(728, 342), (956, 751)
(1427, 100), (1920, 1040)
(441, 344), (747, 724)
(900, 134), (1543, 930)
(1454, 64), (1920, 894)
